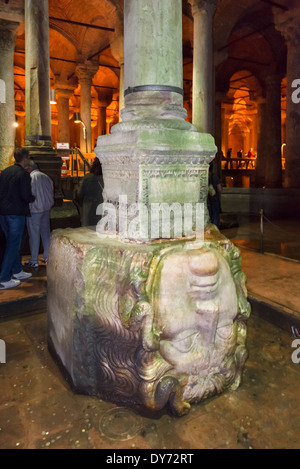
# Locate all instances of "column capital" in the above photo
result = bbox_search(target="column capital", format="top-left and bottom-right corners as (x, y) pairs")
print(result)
(188, 0), (217, 16)
(54, 82), (76, 100)
(273, 5), (300, 47)
(0, 19), (19, 51)
(97, 89), (113, 108)
(76, 62), (99, 85)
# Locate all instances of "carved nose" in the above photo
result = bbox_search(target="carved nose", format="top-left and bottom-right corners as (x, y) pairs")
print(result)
(188, 250), (218, 277)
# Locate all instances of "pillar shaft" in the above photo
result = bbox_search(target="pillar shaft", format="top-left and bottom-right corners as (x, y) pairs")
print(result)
(76, 64), (98, 153)
(95, 0), (216, 235)
(119, 62), (125, 120)
(265, 75), (282, 188)
(214, 98), (222, 177)
(274, 3), (300, 187)
(55, 87), (74, 144)
(98, 107), (106, 136)
(121, 0), (187, 123)
(110, 32), (125, 120)
(0, 20), (19, 169)
(188, 0), (217, 134)
(25, 0), (52, 144)
(255, 99), (268, 187)
(124, 0), (182, 91)
(285, 36), (300, 187)
(24, 0), (63, 205)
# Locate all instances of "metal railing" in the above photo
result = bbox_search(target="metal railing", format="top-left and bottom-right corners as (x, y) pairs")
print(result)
(68, 147), (93, 178)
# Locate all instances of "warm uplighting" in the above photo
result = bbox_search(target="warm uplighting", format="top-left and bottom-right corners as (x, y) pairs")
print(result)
(50, 89), (56, 104)
(13, 116), (19, 128)
(73, 112), (87, 138)
(73, 112), (82, 123)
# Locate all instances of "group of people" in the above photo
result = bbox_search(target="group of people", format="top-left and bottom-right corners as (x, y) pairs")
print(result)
(0, 146), (225, 291)
(0, 148), (104, 291)
(0, 148), (54, 290)
(224, 147), (256, 169)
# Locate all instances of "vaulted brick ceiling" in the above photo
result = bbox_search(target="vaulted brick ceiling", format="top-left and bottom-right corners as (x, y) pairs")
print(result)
(0, 0), (287, 116)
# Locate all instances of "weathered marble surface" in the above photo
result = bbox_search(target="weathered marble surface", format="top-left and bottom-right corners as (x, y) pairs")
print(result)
(0, 20), (18, 169)
(47, 226), (250, 416)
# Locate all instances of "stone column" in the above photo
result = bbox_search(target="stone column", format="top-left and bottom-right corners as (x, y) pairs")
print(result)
(223, 109), (229, 155)
(121, 0), (187, 123)
(214, 93), (224, 177)
(24, 0), (63, 204)
(0, 20), (19, 170)
(76, 63), (98, 153)
(98, 106), (107, 136)
(111, 32), (125, 121)
(188, 0), (217, 134)
(274, 3), (300, 187)
(255, 98), (268, 187)
(25, 0), (51, 145)
(95, 0), (216, 235)
(55, 85), (75, 145)
(97, 91), (113, 136)
(264, 75), (282, 188)
(55, 84), (75, 164)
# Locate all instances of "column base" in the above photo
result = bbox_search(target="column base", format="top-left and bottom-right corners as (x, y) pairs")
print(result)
(95, 124), (217, 238)
(47, 226), (251, 417)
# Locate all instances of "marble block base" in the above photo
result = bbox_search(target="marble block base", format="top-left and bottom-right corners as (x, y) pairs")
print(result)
(47, 226), (250, 416)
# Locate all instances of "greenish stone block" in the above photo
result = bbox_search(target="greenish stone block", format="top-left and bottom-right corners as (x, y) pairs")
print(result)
(48, 226), (250, 417)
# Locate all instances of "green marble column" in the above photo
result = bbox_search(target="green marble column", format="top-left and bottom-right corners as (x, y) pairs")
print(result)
(24, 0), (63, 204)
(0, 20), (19, 170)
(95, 0), (217, 239)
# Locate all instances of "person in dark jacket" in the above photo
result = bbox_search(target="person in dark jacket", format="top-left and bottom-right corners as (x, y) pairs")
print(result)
(0, 148), (35, 290)
(74, 158), (104, 227)
(207, 163), (222, 228)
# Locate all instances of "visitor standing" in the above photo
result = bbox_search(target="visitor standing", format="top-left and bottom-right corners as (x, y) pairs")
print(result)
(74, 158), (104, 227)
(0, 148), (35, 290)
(237, 149), (243, 168)
(226, 148), (233, 170)
(207, 164), (222, 228)
(24, 161), (54, 267)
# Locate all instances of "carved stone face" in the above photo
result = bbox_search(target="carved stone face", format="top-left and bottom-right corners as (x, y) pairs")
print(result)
(155, 247), (238, 374)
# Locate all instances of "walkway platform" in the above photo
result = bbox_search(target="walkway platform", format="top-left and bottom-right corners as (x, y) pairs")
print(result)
(239, 248), (300, 333)
(0, 259), (47, 320)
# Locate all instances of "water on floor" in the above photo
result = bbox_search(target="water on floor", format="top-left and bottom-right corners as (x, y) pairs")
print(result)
(0, 311), (300, 449)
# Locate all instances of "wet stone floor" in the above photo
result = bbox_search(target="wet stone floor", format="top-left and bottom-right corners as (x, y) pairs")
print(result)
(0, 311), (300, 450)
